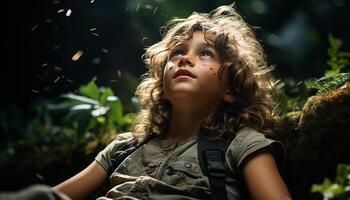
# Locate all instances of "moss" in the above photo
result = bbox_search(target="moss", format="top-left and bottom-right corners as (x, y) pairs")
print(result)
(281, 83), (350, 200)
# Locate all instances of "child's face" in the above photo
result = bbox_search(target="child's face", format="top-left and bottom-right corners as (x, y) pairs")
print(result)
(163, 31), (231, 111)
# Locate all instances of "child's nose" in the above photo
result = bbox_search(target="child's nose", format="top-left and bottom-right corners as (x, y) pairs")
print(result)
(178, 54), (194, 67)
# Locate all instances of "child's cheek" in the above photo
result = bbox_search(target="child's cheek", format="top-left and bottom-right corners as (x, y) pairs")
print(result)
(163, 62), (175, 77)
(198, 63), (219, 78)
(165, 62), (176, 71)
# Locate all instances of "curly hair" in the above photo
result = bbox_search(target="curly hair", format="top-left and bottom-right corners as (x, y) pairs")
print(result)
(132, 4), (277, 140)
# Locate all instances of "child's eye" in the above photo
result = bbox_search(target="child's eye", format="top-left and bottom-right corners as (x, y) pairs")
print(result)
(199, 50), (214, 60)
(169, 49), (184, 59)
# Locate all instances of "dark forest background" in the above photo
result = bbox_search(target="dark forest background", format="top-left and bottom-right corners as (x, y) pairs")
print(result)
(3, 0), (349, 106)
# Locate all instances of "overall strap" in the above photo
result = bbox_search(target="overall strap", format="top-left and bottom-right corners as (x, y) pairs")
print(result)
(197, 133), (233, 200)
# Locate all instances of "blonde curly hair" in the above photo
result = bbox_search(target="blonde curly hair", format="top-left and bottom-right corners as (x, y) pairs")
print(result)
(132, 4), (276, 139)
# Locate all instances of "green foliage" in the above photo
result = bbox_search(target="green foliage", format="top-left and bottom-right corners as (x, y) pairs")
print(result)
(326, 34), (350, 75)
(311, 164), (350, 200)
(307, 34), (350, 95)
(58, 77), (130, 136)
(276, 34), (350, 115)
(306, 73), (350, 95)
(0, 77), (138, 180)
(274, 78), (306, 115)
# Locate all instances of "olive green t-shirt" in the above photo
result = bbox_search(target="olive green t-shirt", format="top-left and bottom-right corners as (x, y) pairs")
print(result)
(95, 127), (284, 200)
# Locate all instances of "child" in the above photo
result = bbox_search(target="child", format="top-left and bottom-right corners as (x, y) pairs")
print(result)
(1, 4), (291, 200)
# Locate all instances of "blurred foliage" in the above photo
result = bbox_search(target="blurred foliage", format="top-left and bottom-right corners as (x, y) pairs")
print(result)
(306, 34), (350, 95)
(311, 164), (350, 200)
(276, 34), (350, 115)
(0, 78), (138, 188)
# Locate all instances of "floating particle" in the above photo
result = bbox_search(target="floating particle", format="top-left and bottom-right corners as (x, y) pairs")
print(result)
(57, 9), (64, 13)
(52, 0), (60, 4)
(54, 76), (61, 83)
(35, 173), (44, 180)
(66, 78), (73, 83)
(32, 89), (39, 93)
(90, 0), (94, 3)
(145, 4), (153, 9)
(92, 32), (99, 37)
(296, 81), (303, 86)
(90, 27), (96, 31)
(41, 63), (48, 67)
(101, 48), (108, 53)
(72, 50), (84, 61)
(45, 19), (52, 23)
(92, 57), (101, 64)
(66, 9), (72, 17)
(110, 80), (118, 82)
(31, 24), (39, 32)
(153, 7), (158, 14)
(54, 66), (62, 71)
(136, 3), (140, 12)
(117, 70), (122, 77)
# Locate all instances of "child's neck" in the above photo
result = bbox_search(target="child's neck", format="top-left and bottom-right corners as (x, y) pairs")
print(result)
(166, 107), (206, 141)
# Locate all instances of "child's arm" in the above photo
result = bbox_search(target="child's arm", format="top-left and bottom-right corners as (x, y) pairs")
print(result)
(53, 161), (107, 200)
(242, 147), (292, 200)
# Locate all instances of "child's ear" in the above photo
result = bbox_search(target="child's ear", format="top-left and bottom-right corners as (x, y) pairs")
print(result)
(223, 91), (235, 103)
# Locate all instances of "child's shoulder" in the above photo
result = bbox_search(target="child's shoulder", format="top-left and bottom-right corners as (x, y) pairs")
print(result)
(102, 132), (136, 149)
(232, 127), (270, 146)
(95, 132), (136, 173)
(226, 127), (285, 171)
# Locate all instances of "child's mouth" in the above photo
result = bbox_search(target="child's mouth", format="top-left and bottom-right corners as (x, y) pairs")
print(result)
(173, 69), (196, 79)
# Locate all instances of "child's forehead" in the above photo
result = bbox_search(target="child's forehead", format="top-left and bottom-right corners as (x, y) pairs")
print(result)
(169, 31), (217, 49)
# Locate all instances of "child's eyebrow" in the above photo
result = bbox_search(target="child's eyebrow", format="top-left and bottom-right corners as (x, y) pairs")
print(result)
(197, 42), (216, 50)
(172, 42), (216, 50)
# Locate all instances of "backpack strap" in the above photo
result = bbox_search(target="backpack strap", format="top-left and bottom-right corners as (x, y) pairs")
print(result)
(197, 133), (233, 200)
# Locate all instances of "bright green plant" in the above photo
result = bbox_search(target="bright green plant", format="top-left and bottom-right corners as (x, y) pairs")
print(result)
(311, 164), (350, 200)
(55, 77), (136, 137)
(0, 77), (138, 172)
(307, 34), (350, 95)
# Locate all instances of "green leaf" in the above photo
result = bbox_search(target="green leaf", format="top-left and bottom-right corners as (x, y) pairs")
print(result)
(108, 97), (124, 126)
(336, 164), (347, 185)
(311, 184), (324, 193)
(123, 113), (137, 125)
(61, 94), (98, 105)
(70, 104), (93, 111)
(91, 106), (109, 117)
(326, 184), (345, 198)
(100, 88), (115, 106)
(79, 77), (100, 100)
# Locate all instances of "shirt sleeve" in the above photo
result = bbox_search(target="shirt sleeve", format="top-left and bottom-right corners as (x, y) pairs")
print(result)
(95, 132), (135, 173)
(226, 127), (285, 174)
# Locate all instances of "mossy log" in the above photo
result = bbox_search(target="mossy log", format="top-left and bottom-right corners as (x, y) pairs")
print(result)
(276, 83), (350, 200)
